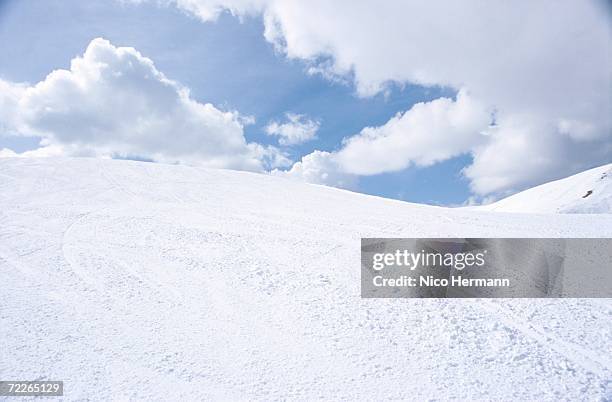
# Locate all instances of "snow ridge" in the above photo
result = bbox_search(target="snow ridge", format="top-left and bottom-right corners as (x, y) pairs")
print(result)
(482, 164), (612, 214)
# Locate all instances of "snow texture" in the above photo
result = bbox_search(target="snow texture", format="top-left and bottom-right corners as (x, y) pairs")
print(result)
(0, 157), (611, 400)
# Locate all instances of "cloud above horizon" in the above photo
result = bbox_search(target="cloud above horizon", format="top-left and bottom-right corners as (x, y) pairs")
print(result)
(265, 112), (319, 146)
(272, 150), (357, 190)
(335, 90), (490, 176)
(148, 0), (611, 196)
(0, 38), (288, 171)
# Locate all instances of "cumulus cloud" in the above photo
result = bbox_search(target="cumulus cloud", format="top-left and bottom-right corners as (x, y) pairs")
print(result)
(149, 0), (612, 196)
(464, 116), (612, 195)
(272, 150), (357, 189)
(265, 112), (319, 146)
(334, 90), (490, 175)
(0, 80), (27, 136)
(0, 38), (287, 170)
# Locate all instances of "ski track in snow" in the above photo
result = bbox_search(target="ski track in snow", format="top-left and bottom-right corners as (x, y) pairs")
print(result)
(0, 157), (611, 401)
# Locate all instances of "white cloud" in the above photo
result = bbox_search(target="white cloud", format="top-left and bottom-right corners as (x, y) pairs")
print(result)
(248, 142), (292, 169)
(272, 150), (356, 189)
(335, 90), (490, 175)
(274, 90), (489, 191)
(150, 0), (612, 195)
(0, 38), (286, 170)
(265, 112), (319, 146)
(464, 116), (612, 195)
(0, 80), (27, 136)
(169, 0), (266, 21)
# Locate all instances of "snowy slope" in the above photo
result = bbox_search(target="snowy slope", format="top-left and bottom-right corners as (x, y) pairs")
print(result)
(481, 164), (612, 213)
(0, 157), (611, 401)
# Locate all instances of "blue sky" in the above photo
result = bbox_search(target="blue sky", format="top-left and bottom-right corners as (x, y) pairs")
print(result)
(0, 0), (471, 205)
(0, 0), (608, 205)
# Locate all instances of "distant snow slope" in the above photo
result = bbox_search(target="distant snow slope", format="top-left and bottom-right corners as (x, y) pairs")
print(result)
(1, 158), (611, 401)
(481, 164), (612, 213)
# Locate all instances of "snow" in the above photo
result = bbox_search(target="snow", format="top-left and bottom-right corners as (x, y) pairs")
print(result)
(0, 157), (611, 401)
(480, 163), (612, 213)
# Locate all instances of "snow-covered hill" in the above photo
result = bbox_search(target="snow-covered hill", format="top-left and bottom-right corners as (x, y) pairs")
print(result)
(481, 164), (612, 213)
(1, 157), (611, 400)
